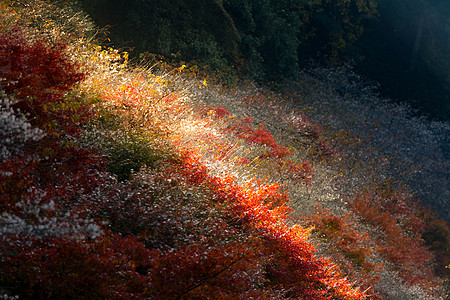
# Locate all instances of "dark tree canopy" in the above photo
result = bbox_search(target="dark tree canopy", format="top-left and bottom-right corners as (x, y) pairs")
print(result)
(81, 0), (240, 70)
(82, 0), (376, 77)
(81, 0), (450, 120)
(354, 0), (450, 120)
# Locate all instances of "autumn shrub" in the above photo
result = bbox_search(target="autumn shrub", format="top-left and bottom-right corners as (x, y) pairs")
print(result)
(0, 134), (122, 299)
(349, 187), (436, 286)
(421, 209), (450, 278)
(0, 28), (85, 100)
(0, 25), (90, 136)
(304, 207), (383, 291)
(0, 19), (98, 215)
(1, 233), (153, 299)
(1, 116), (154, 298)
(228, 118), (291, 158)
(156, 153), (368, 299)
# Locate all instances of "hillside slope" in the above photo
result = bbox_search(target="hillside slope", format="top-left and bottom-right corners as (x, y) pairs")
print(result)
(1, 1), (449, 299)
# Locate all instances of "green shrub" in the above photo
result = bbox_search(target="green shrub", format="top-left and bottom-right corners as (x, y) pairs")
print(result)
(105, 132), (166, 181)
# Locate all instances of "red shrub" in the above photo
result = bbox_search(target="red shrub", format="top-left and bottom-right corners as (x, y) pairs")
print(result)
(164, 153), (367, 299)
(304, 207), (383, 295)
(227, 117), (291, 158)
(0, 233), (152, 299)
(350, 189), (436, 285)
(281, 160), (314, 185)
(147, 238), (271, 299)
(0, 135), (106, 215)
(0, 26), (87, 133)
(420, 209), (450, 278)
(203, 105), (230, 119)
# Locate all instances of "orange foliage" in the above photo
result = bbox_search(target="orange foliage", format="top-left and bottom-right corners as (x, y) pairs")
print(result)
(167, 153), (367, 298)
(350, 188), (436, 286)
(305, 207), (383, 297)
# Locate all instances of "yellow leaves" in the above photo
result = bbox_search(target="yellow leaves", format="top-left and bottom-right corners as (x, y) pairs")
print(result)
(199, 79), (207, 89)
(121, 51), (129, 64)
(306, 225), (315, 236)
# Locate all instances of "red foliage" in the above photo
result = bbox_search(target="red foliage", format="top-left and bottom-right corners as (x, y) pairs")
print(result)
(231, 121), (274, 149)
(281, 160), (314, 185)
(305, 207), (383, 296)
(203, 105), (230, 119)
(0, 26), (88, 134)
(0, 26), (85, 96)
(147, 238), (271, 299)
(0, 136), (105, 214)
(225, 115), (291, 158)
(200, 104), (292, 158)
(419, 209), (450, 278)
(163, 153), (367, 299)
(350, 188), (436, 285)
(0, 233), (152, 299)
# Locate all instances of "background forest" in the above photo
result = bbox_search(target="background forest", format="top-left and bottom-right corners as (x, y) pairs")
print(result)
(1, 0), (450, 299)
(81, 0), (450, 120)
